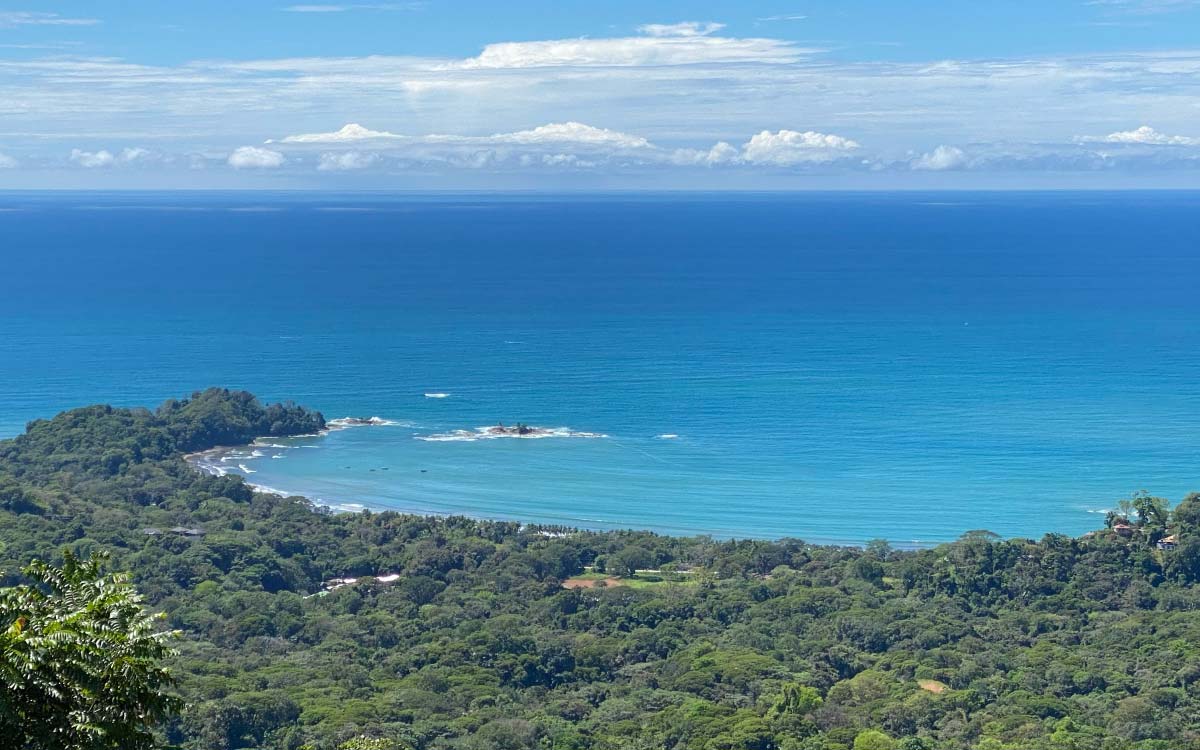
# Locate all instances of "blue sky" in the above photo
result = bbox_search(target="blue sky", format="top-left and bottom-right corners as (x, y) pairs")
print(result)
(2, 1), (1200, 188)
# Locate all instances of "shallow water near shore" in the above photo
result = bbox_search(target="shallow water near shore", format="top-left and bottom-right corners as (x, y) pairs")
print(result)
(3, 191), (1200, 543)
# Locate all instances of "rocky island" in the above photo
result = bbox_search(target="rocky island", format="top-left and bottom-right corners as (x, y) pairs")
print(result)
(486, 422), (545, 437)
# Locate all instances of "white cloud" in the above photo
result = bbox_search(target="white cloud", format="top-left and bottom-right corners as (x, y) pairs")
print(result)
(283, 3), (420, 11)
(460, 31), (807, 68)
(0, 11), (99, 28)
(1080, 125), (1200, 145)
(911, 145), (967, 171)
(540, 153), (597, 168)
(7, 23), (1200, 185)
(0, 41), (84, 50)
(0, 153), (16, 169)
(279, 121), (652, 150)
(228, 146), (285, 169)
(14, 37), (1179, 168)
(741, 130), (860, 165)
(636, 22), (725, 38)
(671, 141), (740, 166)
(317, 151), (377, 170)
(280, 123), (401, 143)
(1086, 0), (1200, 14)
(70, 149), (115, 168)
(271, 123), (873, 173)
(67, 147), (157, 168)
(273, 121), (657, 172)
(120, 147), (153, 163)
(496, 122), (650, 148)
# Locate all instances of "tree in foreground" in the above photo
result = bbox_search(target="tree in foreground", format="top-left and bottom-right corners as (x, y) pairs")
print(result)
(0, 551), (180, 750)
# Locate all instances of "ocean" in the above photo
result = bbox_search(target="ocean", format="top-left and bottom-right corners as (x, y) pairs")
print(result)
(2, 191), (1199, 544)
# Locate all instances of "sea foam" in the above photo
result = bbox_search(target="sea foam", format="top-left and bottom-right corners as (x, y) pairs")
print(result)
(416, 426), (607, 443)
(326, 416), (401, 430)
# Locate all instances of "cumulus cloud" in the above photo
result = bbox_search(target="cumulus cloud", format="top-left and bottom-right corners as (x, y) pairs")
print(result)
(911, 145), (968, 171)
(539, 153), (597, 168)
(496, 122), (650, 148)
(740, 130), (861, 165)
(279, 121), (652, 150)
(279, 123), (401, 143)
(228, 146), (285, 169)
(888, 139), (1200, 173)
(1080, 125), (1200, 145)
(0, 153), (16, 169)
(119, 147), (153, 163)
(636, 22), (725, 37)
(70, 149), (115, 168)
(318, 151), (377, 170)
(5, 20), (1200, 188)
(671, 141), (740, 166)
(278, 121), (658, 172)
(67, 147), (159, 168)
(269, 122), (883, 173)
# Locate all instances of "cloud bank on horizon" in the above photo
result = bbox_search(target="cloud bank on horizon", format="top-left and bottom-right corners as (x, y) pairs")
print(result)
(2, 3), (1200, 188)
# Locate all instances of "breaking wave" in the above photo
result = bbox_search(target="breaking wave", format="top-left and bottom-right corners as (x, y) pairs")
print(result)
(326, 416), (401, 430)
(416, 426), (607, 443)
(247, 483), (289, 497)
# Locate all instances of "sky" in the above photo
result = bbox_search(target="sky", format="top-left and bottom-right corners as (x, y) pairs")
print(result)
(2, 1), (1200, 189)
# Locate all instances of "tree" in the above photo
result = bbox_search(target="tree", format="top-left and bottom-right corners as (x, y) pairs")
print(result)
(0, 478), (43, 515)
(0, 552), (180, 750)
(6, 391), (1200, 750)
(339, 737), (399, 750)
(770, 683), (824, 718)
(609, 546), (654, 578)
(853, 730), (897, 750)
(1108, 696), (1163, 741)
(865, 539), (893, 561)
(1130, 491), (1169, 529)
(1173, 492), (1200, 530)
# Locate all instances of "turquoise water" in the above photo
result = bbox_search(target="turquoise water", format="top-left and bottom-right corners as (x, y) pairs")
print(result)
(3, 192), (1199, 543)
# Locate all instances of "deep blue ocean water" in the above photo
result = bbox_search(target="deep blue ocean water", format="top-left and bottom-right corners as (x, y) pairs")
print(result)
(2, 191), (1199, 544)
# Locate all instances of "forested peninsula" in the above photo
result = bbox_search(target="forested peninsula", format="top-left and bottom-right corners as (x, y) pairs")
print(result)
(3, 389), (1200, 750)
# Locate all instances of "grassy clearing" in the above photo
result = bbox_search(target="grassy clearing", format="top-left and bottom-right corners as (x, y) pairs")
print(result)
(563, 570), (700, 589)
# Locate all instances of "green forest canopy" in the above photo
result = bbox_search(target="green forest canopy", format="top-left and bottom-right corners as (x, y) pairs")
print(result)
(2, 388), (1200, 750)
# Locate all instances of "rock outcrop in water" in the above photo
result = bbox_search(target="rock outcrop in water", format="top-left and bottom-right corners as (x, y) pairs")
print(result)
(334, 417), (388, 427)
(487, 422), (544, 437)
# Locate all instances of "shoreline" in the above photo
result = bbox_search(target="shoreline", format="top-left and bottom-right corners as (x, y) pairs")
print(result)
(186, 435), (967, 551)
